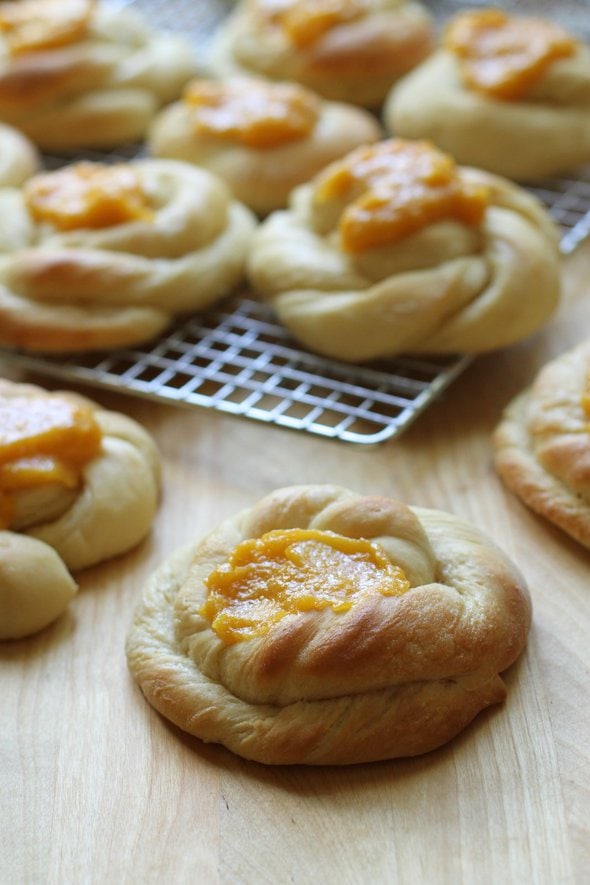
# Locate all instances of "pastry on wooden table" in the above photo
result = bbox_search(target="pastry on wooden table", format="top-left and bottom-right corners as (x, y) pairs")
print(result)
(0, 122), (39, 186)
(247, 138), (561, 363)
(384, 8), (590, 180)
(149, 76), (382, 215)
(126, 483), (531, 765)
(0, 158), (257, 353)
(0, 377), (161, 639)
(207, 0), (433, 109)
(0, 0), (197, 151)
(494, 339), (590, 549)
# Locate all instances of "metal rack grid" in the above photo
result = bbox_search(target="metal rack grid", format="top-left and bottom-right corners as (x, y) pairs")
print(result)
(2, 0), (590, 445)
(5, 302), (474, 445)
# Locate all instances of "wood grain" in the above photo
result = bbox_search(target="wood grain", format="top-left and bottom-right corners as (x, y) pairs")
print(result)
(1, 244), (589, 884)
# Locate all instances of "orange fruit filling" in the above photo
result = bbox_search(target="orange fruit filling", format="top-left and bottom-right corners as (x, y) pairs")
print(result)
(201, 527), (410, 643)
(276, 0), (367, 48)
(23, 162), (154, 232)
(184, 78), (319, 148)
(0, 393), (102, 528)
(445, 8), (577, 101)
(314, 138), (489, 252)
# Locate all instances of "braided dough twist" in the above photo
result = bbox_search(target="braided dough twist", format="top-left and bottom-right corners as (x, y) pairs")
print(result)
(384, 36), (590, 180)
(0, 158), (257, 353)
(207, 0), (433, 108)
(247, 163), (560, 362)
(494, 338), (590, 549)
(0, 378), (161, 639)
(0, 2), (197, 151)
(126, 484), (531, 765)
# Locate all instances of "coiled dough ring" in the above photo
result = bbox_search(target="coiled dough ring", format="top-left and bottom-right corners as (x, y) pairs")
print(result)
(247, 146), (560, 363)
(384, 10), (590, 180)
(0, 158), (257, 353)
(126, 484), (531, 765)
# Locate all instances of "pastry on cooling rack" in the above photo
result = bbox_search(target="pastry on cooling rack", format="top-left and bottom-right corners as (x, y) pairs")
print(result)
(126, 483), (531, 765)
(0, 158), (257, 353)
(0, 377), (161, 639)
(494, 339), (590, 549)
(0, 0), (197, 151)
(384, 8), (590, 181)
(148, 76), (382, 215)
(207, 0), (433, 109)
(0, 122), (39, 186)
(246, 138), (561, 363)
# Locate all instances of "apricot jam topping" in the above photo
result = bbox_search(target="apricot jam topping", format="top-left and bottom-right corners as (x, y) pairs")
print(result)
(0, 393), (102, 528)
(445, 9), (577, 101)
(0, 0), (94, 56)
(184, 79), (319, 149)
(201, 527), (410, 643)
(24, 162), (154, 232)
(268, 0), (368, 48)
(314, 139), (489, 253)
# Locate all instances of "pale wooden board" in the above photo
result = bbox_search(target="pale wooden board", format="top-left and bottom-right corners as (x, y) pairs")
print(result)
(1, 243), (589, 884)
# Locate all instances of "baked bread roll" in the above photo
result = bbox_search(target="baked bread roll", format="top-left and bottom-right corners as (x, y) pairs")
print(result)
(384, 8), (590, 180)
(494, 339), (590, 549)
(207, 0), (433, 109)
(126, 484), (531, 765)
(0, 377), (161, 638)
(247, 138), (561, 363)
(0, 158), (256, 353)
(149, 76), (382, 215)
(0, 0), (197, 151)
(0, 122), (39, 186)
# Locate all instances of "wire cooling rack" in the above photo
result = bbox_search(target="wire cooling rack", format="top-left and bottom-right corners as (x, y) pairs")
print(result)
(2, 0), (590, 445)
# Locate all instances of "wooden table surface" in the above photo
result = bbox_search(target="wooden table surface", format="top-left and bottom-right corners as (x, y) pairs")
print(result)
(2, 241), (589, 884)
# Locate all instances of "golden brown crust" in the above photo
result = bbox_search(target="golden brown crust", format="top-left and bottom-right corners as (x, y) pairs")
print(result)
(207, 0), (433, 108)
(0, 377), (161, 571)
(0, 158), (256, 353)
(493, 339), (590, 549)
(247, 160), (560, 362)
(148, 77), (382, 215)
(384, 42), (590, 180)
(0, 4), (197, 150)
(126, 484), (531, 765)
